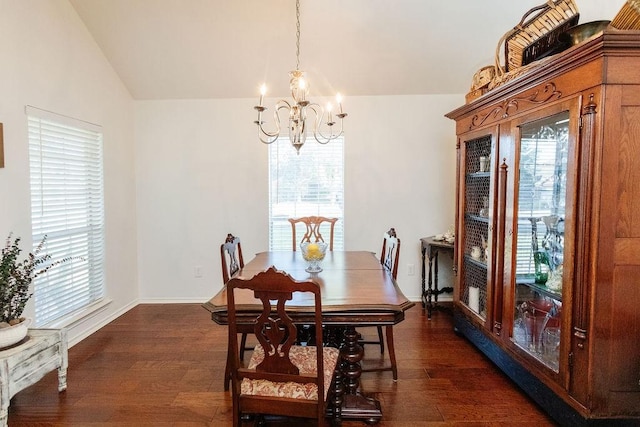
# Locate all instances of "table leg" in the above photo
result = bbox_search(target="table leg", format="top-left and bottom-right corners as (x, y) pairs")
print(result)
(339, 326), (382, 424)
(427, 252), (435, 319)
(421, 246), (427, 308)
(434, 252), (440, 305)
(429, 250), (454, 319)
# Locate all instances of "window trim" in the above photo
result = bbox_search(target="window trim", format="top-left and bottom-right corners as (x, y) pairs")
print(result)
(26, 105), (106, 327)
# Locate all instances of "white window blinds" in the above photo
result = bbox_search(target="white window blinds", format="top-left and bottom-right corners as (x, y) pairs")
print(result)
(268, 138), (345, 250)
(515, 114), (569, 277)
(27, 106), (105, 326)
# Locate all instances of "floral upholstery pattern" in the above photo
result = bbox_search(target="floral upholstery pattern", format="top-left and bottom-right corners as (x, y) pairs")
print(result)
(241, 345), (340, 400)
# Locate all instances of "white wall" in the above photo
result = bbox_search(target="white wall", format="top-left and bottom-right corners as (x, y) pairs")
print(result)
(135, 94), (461, 303)
(344, 95), (459, 298)
(0, 0), (138, 345)
(134, 98), (269, 301)
(580, 1), (627, 23)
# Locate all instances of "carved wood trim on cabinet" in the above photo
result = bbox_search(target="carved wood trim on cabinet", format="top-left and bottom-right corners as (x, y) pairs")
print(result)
(470, 83), (562, 130)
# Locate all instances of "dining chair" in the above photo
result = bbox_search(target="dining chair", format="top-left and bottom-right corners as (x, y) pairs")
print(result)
(288, 216), (338, 251)
(221, 233), (244, 284)
(226, 266), (342, 426)
(360, 227), (401, 380)
(221, 233), (251, 391)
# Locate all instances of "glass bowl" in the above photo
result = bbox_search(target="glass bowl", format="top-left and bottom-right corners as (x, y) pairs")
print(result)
(300, 241), (328, 273)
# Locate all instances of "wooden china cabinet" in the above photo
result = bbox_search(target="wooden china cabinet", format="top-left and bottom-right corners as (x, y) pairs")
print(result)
(446, 29), (640, 426)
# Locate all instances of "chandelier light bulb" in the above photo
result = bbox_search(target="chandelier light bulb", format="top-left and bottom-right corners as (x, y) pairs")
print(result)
(259, 84), (266, 106)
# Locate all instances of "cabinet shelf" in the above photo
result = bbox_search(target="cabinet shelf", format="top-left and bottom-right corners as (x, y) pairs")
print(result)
(466, 172), (491, 178)
(465, 214), (490, 223)
(515, 276), (562, 301)
(464, 255), (487, 269)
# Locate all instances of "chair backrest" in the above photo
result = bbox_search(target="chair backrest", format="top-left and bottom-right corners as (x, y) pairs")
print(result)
(226, 267), (328, 418)
(221, 233), (244, 284)
(380, 227), (401, 280)
(288, 216), (338, 251)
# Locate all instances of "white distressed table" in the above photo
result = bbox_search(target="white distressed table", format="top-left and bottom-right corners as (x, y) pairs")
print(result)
(0, 329), (68, 426)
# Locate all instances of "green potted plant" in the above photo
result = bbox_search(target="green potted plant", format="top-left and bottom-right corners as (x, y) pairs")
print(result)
(0, 234), (69, 348)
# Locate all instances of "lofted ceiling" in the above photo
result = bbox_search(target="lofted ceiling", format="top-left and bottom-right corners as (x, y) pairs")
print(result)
(68, 0), (625, 100)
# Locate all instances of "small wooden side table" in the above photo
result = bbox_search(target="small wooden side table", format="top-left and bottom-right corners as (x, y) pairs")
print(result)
(0, 328), (68, 426)
(421, 236), (454, 319)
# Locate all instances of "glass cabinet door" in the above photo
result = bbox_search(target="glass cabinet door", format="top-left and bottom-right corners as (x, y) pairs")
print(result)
(462, 135), (493, 320)
(511, 111), (569, 372)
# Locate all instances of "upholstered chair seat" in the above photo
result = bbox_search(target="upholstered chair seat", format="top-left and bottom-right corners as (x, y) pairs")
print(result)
(242, 345), (340, 400)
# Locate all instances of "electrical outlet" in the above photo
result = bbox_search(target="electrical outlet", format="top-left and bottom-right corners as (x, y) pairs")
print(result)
(194, 265), (203, 278)
(407, 264), (415, 276)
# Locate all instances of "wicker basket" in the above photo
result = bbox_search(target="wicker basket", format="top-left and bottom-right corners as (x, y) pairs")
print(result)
(611, 0), (640, 30)
(465, 87), (489, 104)
(496, 0), (579, 74)
(470, 66), (496, 91)
(466, 65), (495, 103)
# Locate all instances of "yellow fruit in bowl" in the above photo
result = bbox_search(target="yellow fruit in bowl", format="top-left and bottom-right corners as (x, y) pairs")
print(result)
(302, 242), (326, 261)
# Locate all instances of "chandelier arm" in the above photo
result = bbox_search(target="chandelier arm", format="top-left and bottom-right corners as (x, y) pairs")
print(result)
(307, 104), (343, 144)
(257, 115), (280, 143)
(258, 132), (279, 145)
(256, 102), (293, 144)
(313, 126), (344, 144)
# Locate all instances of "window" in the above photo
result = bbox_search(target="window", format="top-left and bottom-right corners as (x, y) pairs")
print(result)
(27, 106), (105, 326)
(514, 113), (568, 278)
(269, 138), (344, 250)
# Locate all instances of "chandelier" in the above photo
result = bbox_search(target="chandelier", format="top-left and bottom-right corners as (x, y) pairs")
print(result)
(253, 0), (347, 153)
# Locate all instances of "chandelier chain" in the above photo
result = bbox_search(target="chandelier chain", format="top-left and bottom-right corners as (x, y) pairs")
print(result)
(295, 0), (301, 70)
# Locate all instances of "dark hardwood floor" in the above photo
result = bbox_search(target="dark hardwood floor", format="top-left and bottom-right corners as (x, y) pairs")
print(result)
(9, 303), (558, 426)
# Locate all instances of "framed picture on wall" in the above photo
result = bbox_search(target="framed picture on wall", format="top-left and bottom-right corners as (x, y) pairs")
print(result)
(0, 123), (4, 168)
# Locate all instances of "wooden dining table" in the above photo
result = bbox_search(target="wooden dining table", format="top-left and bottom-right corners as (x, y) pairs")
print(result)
(203, 250), (415, 424)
